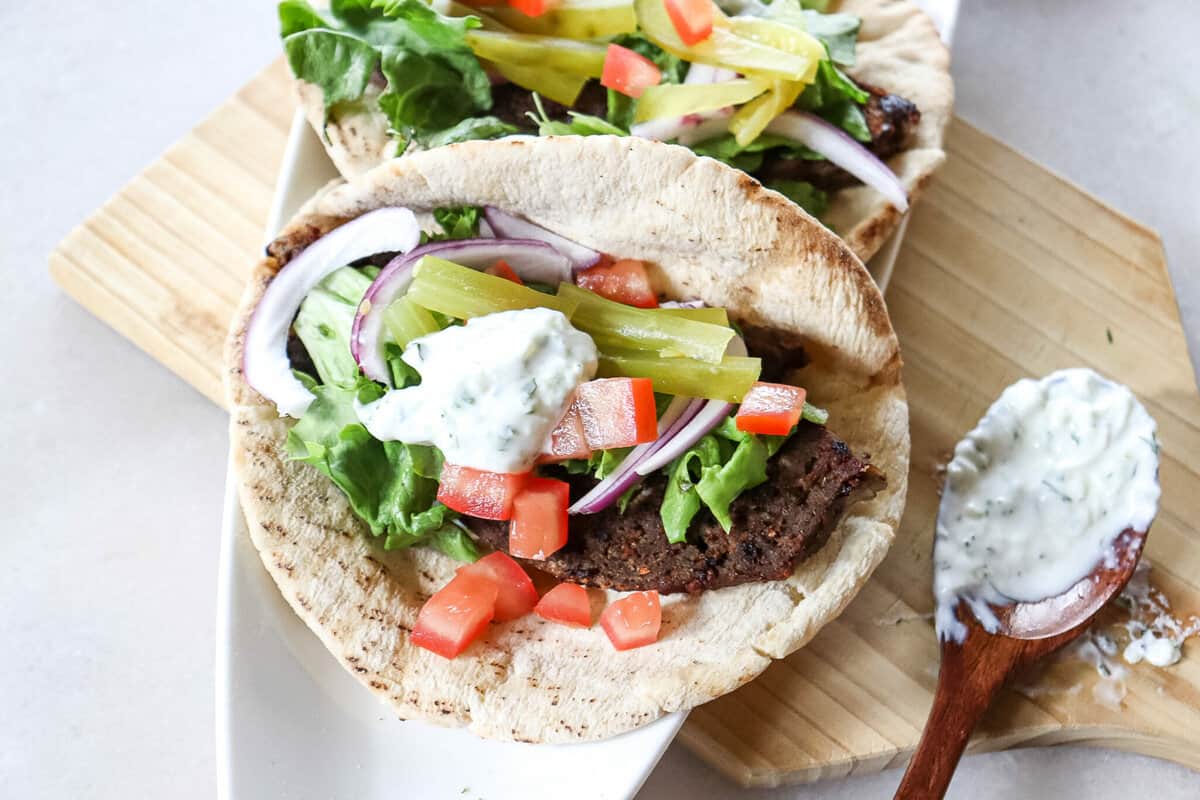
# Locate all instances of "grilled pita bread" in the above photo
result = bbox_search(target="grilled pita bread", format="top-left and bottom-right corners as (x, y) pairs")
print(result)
(225, 135), (908, 742)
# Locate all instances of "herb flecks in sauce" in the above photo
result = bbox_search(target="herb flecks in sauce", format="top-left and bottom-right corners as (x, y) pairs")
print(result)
(934, 368), (1161, 643)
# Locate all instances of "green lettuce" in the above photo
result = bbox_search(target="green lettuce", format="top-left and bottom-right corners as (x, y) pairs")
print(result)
(285, 258), (477, 560)
(764, 180), (829, 218)
(422, 116), (518, 148)
(294, 267), (375, 386)
(430, 205), (483, 241)
(658, 408), (825, 542)
(529, 94), (629, 136)
(278, 0), (492, 147)
(286, 376), (472, 555)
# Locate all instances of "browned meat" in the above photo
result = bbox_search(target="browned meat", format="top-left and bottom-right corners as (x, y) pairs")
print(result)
(756, 81), (920, 191)
(469, 423), (884, 594)
(740, 323), (810, 383)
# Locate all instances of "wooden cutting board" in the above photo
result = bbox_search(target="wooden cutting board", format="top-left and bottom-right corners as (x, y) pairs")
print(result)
(48, 59), (1200, 788)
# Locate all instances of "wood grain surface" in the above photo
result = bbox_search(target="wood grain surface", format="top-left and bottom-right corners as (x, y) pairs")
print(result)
(47, 59), (1200, 788)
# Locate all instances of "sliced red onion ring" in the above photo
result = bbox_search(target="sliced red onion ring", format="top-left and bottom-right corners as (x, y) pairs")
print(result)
(243, 207), (421, 418)
(765, 111), (909, 211)
(634, 398), (731, 476)
(569, 396), (701, 515)
(483, 208), (600, 270)
(351, 238), (572, 383)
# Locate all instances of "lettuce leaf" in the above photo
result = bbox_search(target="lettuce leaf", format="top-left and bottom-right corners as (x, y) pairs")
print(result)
(294, 267), (375, 386)
(283, 29), (380, 110)
(800, 10), (861, 66)
(285, 377), (471, 555)
(421, 116), (518, 148)
(277, 0), (492, 147)
(284, 253), (476, 560)
(658, 415), (799, 542)
(764, 179), (830, 218)
(527, 94), (629, 136)
(279, 0), (332, 36)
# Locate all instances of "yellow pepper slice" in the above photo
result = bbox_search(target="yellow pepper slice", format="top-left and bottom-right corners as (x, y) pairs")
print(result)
(465, 30), (608, 77)
(488, 0), (638, 40)
(726, 17), (824, 82)
(728, 79), (804, 146)
(634, 0), (812, 82)
(634, 78), (769, 123)
(490, 62), (589, 106)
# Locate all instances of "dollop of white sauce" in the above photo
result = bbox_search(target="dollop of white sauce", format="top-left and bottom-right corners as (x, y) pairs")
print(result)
(356, 308), (597, 472)
(934, 368), (1160, 642)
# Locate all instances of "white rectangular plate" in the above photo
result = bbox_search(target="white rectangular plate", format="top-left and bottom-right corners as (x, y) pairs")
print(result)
(216, 3), (957, 794)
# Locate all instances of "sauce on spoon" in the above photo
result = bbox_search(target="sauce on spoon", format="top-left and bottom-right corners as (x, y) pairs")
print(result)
(934, 368), (1160, 642)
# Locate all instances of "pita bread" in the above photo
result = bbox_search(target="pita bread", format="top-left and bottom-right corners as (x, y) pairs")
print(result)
(225, 135), (909, 742)
(290, 0), (951, 263)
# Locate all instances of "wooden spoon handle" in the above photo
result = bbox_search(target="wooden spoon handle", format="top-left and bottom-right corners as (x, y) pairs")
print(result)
(893, 633), (1021, 799)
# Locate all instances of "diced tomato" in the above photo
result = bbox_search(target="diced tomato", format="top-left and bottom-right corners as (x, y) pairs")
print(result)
(601, 44), (662, 99)
(735, 381), (807, 436)
(600, 591), (662, 650)
(535, 583), (592, 628)
(574, 378), (658, 449)
(508, 0), (559, 15)
(437, 464), (530, 521)
(458, 552), (538, 622)
(411, 571), (499, 659)
(485, 259), (524, 285)
(509, 477), (570, 560)
(664, 0), (714, 46)
(538, 400), (591, 462)
(575, 259), (658, 308)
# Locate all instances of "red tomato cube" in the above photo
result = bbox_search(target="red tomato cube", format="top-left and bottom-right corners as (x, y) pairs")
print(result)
(575, 259), (657, 308)
(507, 0), (559, 16)
(534, 583), (592, 628)
(600, 591), (662, 650)
(538, 400), (591, 462)
(485, 259), (524, 285)
(458, 551), (539, 622)
(601, 44), (662, 99)
(437, 464), (530, 520)
(735, 382), (807, 436)
(509, 477), (570, 560)
(574, 378), (658, 450)
(664, 0), (714, 46)
(411, 571), (499, 659)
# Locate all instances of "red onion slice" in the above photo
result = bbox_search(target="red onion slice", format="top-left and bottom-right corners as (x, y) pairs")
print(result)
(568, 396), (701, 515)
(765, 111), (909, 211)
(351, 238), (572, 383)
(633, 398), (732, 476)
(483, 208), (601, 270)
(243, 207), (421, 418)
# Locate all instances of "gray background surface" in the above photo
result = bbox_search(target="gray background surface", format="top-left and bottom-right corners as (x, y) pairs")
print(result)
(1, 1), (1197, 797)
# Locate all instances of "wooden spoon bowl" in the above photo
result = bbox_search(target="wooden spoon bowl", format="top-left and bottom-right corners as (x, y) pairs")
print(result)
(894, 528), (1148, 799)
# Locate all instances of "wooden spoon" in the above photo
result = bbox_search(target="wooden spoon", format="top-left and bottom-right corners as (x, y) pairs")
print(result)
(894, 527), (1148, 800)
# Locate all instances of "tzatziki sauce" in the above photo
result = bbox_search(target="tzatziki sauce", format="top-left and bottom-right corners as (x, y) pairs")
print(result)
(934, 368), (1160, 643)
(356, 307), (597, 473)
